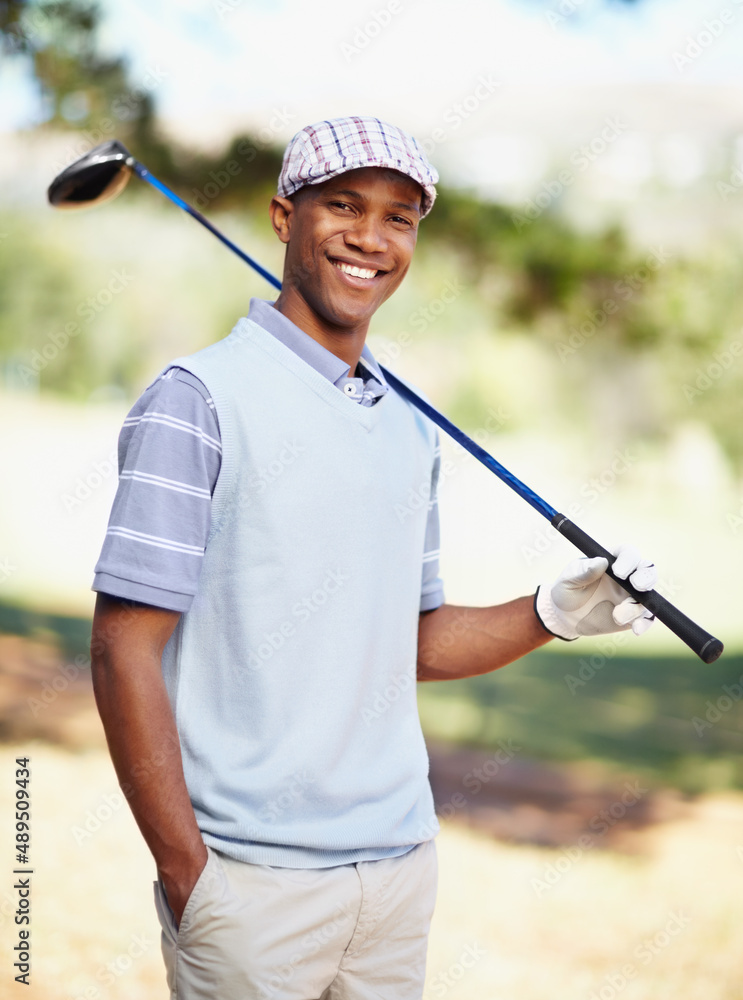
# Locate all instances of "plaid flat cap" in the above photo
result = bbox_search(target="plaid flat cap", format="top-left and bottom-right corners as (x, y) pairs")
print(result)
(277, 116), (438, 217)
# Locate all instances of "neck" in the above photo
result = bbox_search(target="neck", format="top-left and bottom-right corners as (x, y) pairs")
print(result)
(273, 292), (368, 373)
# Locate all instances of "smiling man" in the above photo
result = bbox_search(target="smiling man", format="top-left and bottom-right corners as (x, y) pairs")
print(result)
(90, 117), (657, 1000)
(270, 165), (422, 358)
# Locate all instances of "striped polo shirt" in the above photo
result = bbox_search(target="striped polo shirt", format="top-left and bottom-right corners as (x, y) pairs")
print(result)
(93, 298), (444, 613)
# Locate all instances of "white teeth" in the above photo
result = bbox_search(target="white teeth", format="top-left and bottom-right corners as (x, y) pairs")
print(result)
(334, 261), (377, 280)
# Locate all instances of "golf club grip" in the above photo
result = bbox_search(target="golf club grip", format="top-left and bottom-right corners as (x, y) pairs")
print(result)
(551, 514), (724, 664)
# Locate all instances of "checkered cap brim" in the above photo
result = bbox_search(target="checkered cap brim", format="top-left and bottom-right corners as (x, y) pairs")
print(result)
(277, 116), (438, 218)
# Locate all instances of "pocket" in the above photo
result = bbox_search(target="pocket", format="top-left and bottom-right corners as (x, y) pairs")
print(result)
(174, 846), (219, 942)
(153, 876), (179, 944)
(153, 846), (216, 943)
(153, 877), (178, 998)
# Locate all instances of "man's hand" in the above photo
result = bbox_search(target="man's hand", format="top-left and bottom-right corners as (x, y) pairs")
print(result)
(535, 544), (656, 640)
(159, 844), (209, 929)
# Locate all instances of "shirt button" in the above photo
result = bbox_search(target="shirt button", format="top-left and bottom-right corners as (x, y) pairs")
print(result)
(344, 384), (355, 394)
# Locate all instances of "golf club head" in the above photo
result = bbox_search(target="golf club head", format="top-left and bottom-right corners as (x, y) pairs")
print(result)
(48, 139), (135, 209)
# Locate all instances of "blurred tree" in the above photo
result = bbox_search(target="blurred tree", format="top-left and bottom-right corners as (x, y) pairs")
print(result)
(0, 0), (180, 171)
(0, 1), (283, 203)
(425, 187), (664, 349)
(3, 1), (130, 124)
(421, 185), (743, 463)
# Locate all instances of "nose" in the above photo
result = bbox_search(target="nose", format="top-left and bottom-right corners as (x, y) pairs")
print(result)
(344, 213), (387, 254)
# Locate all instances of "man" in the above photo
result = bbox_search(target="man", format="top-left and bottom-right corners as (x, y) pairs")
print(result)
(90, 116), (656, 1000)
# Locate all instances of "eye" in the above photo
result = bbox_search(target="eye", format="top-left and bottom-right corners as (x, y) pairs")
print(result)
(390, 215), (415, 228)
(329, 200), (353, 212)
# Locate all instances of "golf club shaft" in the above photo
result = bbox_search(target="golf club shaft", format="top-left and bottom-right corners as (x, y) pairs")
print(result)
(127, 159), (724, 663)
(384, 369), (723, 663)
(133, 163), (282, 290)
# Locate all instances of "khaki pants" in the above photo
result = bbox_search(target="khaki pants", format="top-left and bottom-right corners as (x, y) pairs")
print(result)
(153, 839), (438, 1000)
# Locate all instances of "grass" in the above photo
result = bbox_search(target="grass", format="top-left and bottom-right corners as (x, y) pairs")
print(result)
(0, 600), (91, 660)
(417, 647), (743, 794)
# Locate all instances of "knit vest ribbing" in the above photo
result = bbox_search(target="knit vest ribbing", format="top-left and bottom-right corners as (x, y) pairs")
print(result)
(161, 317), (440, 867)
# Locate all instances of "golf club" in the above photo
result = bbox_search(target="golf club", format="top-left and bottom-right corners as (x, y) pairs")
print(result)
(47, 140), (724, 663)
(48, 140), (281, 290)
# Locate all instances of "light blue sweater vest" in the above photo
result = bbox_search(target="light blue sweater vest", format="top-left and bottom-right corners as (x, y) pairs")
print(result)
(162, 317), (440, 867)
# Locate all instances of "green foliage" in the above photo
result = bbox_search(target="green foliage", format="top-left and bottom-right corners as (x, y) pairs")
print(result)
(0, 598), (91, 658)
(2, 2), (134, 130)
(428, 188), (617, 292)
(417, 648), (743, 794)
(154, 136), (285, 215)
(426, 188), (654, 339)
(418, 187), (743, 465)
(0, 218), (78, 384)
(0, 214), (144, 397)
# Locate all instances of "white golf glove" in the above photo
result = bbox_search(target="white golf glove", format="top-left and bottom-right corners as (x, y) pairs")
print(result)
(535, 544), (656, 640)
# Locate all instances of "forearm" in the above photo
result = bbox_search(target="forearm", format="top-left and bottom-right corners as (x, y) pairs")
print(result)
(90, 596), (206, 921)
(92, 653), (205, 874)
(417, 594), (552, 681)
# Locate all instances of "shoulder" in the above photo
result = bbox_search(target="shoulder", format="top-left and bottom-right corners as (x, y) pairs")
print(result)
(141, 365), (211, 404)
(122, 366), (221, 454)
(132, 366), (217, 421)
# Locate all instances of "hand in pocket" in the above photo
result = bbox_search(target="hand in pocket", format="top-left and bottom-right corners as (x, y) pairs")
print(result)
(160, 843), (209, 930)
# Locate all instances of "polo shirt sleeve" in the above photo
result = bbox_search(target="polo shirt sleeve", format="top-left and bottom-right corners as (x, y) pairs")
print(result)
(92, 368), (221, 612)
(420, 432), (445, 612)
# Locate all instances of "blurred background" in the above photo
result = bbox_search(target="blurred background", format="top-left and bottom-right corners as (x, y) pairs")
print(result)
(1, 0), (743, 996)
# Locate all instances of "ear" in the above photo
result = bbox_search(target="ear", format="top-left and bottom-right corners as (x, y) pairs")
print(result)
(269, 196), (295, 245)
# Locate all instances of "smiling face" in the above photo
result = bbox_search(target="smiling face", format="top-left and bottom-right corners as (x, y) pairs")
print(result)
(269, 166), (422, 362)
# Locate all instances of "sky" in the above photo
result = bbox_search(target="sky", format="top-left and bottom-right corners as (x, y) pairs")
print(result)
(4, 0), (743, 131)
(3, 0), (743, 203)
(91, 0), (743, 110)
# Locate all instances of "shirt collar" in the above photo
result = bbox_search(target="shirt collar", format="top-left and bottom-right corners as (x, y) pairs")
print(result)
(247, 298), (388, 391)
